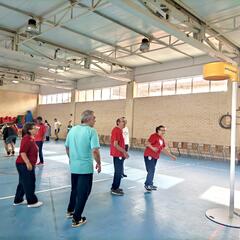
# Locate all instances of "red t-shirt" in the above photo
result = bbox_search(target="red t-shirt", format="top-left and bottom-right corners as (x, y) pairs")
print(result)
(16, 135), (38, 165)
(34, 123), (46, 142)
(110, 127), (125, 157)
(144, 133), (165, 159)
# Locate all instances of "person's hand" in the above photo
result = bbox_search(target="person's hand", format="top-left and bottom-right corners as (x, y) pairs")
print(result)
(152, 147), (158, 152)
(171, 155), (177, 161)
(26, 162), (33, 171)
(123, 151), (129, 159)
(95, 163), (101, 173)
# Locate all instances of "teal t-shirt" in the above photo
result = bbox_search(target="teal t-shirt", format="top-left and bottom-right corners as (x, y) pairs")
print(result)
(65, 125), (100, 174)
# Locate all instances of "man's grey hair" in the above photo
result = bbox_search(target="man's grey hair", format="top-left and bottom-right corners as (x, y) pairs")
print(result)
(81, 110), (94, 123)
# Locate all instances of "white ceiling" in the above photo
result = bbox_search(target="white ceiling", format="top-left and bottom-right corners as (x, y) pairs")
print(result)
(0, 0), (239, 88)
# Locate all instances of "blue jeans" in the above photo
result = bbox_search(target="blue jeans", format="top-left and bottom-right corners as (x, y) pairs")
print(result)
(67, 173), (93, 221)
(36, 141), (44, 163)
(14, 164), (38, 204)
(144, 156), (157, 186)
(112, 157), (125, 190)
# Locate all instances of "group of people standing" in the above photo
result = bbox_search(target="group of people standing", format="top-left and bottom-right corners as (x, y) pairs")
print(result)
(12, 110), (176, 228)
(65, 111), (176, 227)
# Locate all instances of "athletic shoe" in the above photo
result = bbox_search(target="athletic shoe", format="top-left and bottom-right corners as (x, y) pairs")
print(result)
(144, 185), (152, 192)
(36, 162), (44, 166)
(27, 201), (43, 208)
(151, 186), (158, 190)
(121, 174), (127, 178)
(111, 189), (124, 196)
(66, 211), (74, 219)
(13, 200), (27, 206)
(111, 188), (123, 192)
(7, 151), (11, 156)
(12, 151), (15, 155)
(72, 217), (87, 227)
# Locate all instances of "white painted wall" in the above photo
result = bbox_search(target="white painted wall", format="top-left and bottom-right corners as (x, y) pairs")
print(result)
(77, 76), (127, 90)
(0, 83), (39, 94)
(39, 86), (72, 95)
(134, 55), (217, 82)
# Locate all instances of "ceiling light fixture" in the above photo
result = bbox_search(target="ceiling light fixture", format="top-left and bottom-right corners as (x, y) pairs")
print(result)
(48, 65), (70, 74)
(140, 38), (150, 52)
(26, 18), (39, 34)
(12, 80), (19, 84)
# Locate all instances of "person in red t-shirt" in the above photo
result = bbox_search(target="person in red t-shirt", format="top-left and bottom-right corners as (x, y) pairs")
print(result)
(144, 125), (176, 192)
(14, 122), (43, 208)
(110, 117), (129, 196)
(35, 116), (46, 165)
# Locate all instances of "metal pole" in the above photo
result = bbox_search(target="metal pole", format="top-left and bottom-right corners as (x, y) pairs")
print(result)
(229, 81), (237, 218)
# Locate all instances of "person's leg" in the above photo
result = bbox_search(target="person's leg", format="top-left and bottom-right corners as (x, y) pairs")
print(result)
(14, 164), (25, 204)
(73, 174), (93, 222)
(11, 138), (16, 155)
(36, 141), (44, 163)
(67, 174), (78, 213)
(54, 129), (58, 140)
(39, 141), (44, 163)
(20, 165), (38, 204)
(57, 128), (60, 140)
(46, 136), (49, 141)
(111, 157), (124, 190)
(3, 141), (8, 154)
(144, 157), (157, 187)
(152, 159), (158, 187)
(121, 145), (128, 177)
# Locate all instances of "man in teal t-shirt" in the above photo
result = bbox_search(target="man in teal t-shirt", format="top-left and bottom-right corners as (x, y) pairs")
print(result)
(65, 110), (101, 227)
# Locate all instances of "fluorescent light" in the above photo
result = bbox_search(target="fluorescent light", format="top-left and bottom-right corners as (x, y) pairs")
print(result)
(12, 80), (19, 84)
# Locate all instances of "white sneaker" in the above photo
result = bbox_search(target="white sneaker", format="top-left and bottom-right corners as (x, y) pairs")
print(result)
(27, 201), (43, 208)
(13, 200), (27, 206)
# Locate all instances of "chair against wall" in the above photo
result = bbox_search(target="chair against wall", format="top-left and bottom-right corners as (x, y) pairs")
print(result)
(179, 142), (189, 156)
(131, 138), (137, 148)
(99, 134), (104, 145)
(214, 145), (225, 160)
(191, 143), (200, 158)
(141, 138), (146, 148)
(104, 135), (110, 145)
(200, 144), (213, 159)
(169, 141), (180, 156)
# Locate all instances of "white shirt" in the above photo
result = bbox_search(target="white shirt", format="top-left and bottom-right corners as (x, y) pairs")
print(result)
(122, 127), (129, 145)
(54, 121), (61, 130)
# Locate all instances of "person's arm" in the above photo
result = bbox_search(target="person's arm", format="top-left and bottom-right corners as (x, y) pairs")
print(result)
(20, 152), (33, 171)
(162, 148), (176, 160)
(113, 140), (129, 158)
(65, 133), (70, 162)
(19, 137), (33, 170)
(145, 138), (158, 152)
(93, 148), (101, 173)
(90, 129), (102, 172)
(66, 146), (69, 158)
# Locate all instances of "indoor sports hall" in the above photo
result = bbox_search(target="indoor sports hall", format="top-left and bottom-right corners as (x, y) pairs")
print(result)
(0, 1), (240, 239)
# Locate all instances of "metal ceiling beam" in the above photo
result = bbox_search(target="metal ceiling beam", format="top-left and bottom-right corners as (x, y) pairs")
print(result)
(0, 26), (132, 73)
(44, 23), (162, 64)
(0, 1), (135, 69)
(3, 0), (161, 65)
(0, 46), (132, 82)
(77, 2), (193, 58)
(111, 0), (238, 65)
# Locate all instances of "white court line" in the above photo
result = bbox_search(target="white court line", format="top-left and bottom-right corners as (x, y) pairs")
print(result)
(0, 177), (112, 201)
(127, 186), (136, 190)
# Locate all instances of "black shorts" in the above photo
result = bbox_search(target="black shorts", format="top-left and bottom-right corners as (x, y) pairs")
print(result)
(5, 135), (17, 144)
(55, 128), (60, 134)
